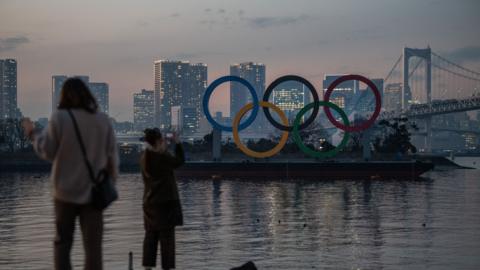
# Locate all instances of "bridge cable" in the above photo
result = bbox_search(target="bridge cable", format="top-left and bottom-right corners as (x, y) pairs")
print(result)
(384, 54), (402, 82)
(432, 52), (480, 77)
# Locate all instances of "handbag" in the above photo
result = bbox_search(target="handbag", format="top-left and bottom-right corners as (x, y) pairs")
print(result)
(67, 109), (118, 210)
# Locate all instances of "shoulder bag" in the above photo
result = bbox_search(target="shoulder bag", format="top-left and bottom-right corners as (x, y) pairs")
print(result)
(67, 109), (118, 210)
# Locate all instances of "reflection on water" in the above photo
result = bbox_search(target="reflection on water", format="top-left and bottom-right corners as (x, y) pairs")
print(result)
(1, 168), (479, 269)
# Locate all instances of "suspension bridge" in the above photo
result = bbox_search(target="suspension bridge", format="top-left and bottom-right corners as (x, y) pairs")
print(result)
(378, 47), (480, 152)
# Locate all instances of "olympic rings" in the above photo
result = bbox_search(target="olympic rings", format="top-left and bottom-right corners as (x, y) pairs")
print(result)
(292, 101), (350, 158)
(233, 101), (289, 158)
(202, 74), (382, 159)
(203, 76), (259, 132)
(263, 75), (320, 131)
(323, 74), (381, 132)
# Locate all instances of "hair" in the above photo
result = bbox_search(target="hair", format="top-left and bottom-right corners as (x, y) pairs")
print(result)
(57, 77), (98, 113)
(143, 128), (163, 146)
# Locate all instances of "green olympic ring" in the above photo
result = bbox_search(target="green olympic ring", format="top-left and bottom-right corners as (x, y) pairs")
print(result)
(292, 101), (350, 158)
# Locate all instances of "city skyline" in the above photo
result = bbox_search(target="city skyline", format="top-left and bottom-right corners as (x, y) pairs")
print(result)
(51, 75), (109, 114)
(1, 0), (479, 121)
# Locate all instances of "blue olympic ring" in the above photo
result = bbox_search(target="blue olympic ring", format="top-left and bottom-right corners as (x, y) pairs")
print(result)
(202, 76), (259, 132)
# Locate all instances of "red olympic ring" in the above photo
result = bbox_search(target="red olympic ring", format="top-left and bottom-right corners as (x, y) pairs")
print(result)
(323, 74), (381, 132)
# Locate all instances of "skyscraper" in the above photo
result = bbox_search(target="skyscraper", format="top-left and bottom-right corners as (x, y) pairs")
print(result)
(323, 74), (358, 115)
(52, 75), (68, 113)
(189, 63), (208, 132)
(171, 105), (182, 131)
(230, 62), (266, 133)
(51, 75), (109, 114)
(170, 106), (197, 136)
(271, 81), (310, 123)
(181, 107), (197, 136)
(355, 78), (384, 114)
(154, 60), (207, 132)
(133, 89), (155, 131)
(0, 59), (18, 119)
(384, 83), (402, 112)
(90, 82), (109, 114)
(153, 61), (163, 128)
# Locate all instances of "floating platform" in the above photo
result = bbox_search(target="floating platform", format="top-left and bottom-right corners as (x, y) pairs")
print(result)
(0, 155), (435, 179)
(175, 160), (435, 180)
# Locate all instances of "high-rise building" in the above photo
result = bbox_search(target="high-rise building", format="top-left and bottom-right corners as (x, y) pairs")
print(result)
(189, 63), (208, 132)
(384, 83), (402, 112)
(51, 75), (109, 114)
(52, 75), (68, 113)
(230, 62), (266, 133)
(323, 74), (358, 115)
(171, 105), (182, 131)
(181, 106), (197, 136)
(355, 78), (384, 114)
(271, 81), (310, 123)
(133, 89), (155, 131)
(0, 59), (18, 119)
(153, 61), (163, 128)
(89, 82), (109, 114)
(170, 105), (197, 136)
(154, 60), (207, 132)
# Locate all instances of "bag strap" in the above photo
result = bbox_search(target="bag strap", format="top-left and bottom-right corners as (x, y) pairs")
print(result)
(67, 109), (97, 184)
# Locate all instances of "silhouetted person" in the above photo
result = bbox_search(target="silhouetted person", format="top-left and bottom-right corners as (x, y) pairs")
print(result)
(22, 77), (119, 270)
(140, 128), (184, 270)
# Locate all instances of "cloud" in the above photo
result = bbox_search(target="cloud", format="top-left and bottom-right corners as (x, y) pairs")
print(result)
(0, 36), (30, 52)
(170, 12), (180, 18)
(247, 14), (310, 28)
(444, 46), (480, 63)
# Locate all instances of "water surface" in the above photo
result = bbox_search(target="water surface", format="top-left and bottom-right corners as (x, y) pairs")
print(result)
(1, 165), (479, 269)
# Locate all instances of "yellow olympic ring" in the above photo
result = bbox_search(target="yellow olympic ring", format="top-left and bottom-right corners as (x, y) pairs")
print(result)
(232, 101), (289, 158)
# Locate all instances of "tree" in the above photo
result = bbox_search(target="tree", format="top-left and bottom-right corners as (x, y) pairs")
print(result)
(0, 118), (31, 152)
(374, 117), (418, 154)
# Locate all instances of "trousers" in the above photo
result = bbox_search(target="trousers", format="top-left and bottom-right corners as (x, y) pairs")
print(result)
(142, 227), (175, 269)
(54, 199), (103, 270)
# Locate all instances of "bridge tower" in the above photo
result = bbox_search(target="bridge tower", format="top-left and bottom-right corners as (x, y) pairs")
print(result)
(403, 47), (432, 152)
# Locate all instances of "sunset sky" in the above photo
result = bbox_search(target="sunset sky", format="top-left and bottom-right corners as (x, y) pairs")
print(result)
(1, 0), (479, 121)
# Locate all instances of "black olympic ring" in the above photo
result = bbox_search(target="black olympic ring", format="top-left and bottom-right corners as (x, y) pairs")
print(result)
(262, 75), (320, 131)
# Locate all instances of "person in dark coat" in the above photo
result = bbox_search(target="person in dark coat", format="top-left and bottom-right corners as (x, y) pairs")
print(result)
(140, 128), (184, 270)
